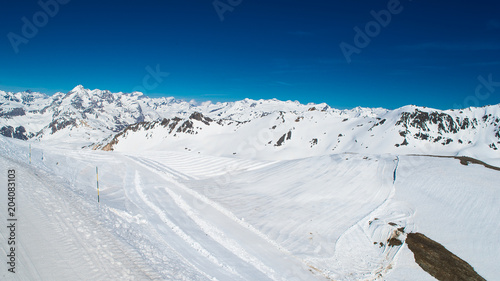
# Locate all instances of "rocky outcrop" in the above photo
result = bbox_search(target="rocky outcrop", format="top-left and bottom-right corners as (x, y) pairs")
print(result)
(0, 108), (26, 118)
(0, 125), (31, 140)
(406, 232), (486, 281)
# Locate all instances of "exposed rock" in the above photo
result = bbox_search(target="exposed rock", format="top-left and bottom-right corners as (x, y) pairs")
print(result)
(189, 112), (213, 125)
(310, 138), (318, 147)
(368, 118), (386, 131)
(406, 232), (486, 281)
(396, 109), (461, 133)
(275, 134), (286, 147)
(177, 120), (195, 134)
(387, 237), (402, 247)
(0, 125), (30, 140)
(415, 132), (429, 140)
(48, 118), (78, 134)
(0, 107), (26, 118)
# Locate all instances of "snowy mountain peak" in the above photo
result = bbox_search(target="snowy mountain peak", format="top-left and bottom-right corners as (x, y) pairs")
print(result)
(1, 86), (500, 164)
(71, 84), (86, 92)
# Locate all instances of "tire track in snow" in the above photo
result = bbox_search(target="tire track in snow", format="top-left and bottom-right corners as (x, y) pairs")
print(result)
(132, 157), (292, 255)
(112, 165), (214, 281)
(133, 171), (241, 280)
(161, 183), (279, 280)
(133, 150), (277, 180)
(34, 165), (166, 281)
(0, 156), (153, 280)
(130, 156), (320, 281)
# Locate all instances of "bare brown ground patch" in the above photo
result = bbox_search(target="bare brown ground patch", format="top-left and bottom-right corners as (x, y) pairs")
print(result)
(408, 154), (500, 172)
(406, 232), (486, 281)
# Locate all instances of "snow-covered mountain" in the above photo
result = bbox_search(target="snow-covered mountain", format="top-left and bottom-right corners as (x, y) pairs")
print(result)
(2, 85), (499, 164)
(0, 85), (192, 147)
(97, 104), (500, 164)
(1, 85), (498, 280)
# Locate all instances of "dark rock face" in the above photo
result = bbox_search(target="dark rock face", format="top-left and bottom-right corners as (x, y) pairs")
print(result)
(415, 132), (429, 140)
(97, 115), (214, 150)
(396, 109), (466, 134)
(368, 118), (386, 131)
(387, 237), (403, 247)
(1, 126), (14, 138)
(189, 112), (213, 125)
(393, 109), (485, 147)
(168, 118), (182, 133)
(406, 232), (486, 281)
(0, 125), (30, 140)
(310, 138), (318, 147)
(177, 120), (195, 134)
(48, 118), (78, 134)
(275, 130), (293, 146)
(71, 95), (84, 110)
(275, 134), (286, 147)
(0, 108), (26, 118)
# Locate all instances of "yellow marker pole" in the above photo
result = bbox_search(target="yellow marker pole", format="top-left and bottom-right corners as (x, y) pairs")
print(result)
(96, 167), (100, 203)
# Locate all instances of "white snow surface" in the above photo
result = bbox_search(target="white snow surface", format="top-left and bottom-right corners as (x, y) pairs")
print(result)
(0, 134), (498, 280)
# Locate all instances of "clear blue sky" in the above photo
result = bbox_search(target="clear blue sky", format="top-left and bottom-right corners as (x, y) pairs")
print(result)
(1, 0), (500, 109)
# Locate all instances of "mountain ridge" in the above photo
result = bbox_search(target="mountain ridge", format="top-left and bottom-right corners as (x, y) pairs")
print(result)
(1, 85), (499, 164)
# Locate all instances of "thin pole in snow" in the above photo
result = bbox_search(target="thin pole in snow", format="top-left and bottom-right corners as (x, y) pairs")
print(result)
(96, 167), (100, 203)
(29, 144), (31, 164)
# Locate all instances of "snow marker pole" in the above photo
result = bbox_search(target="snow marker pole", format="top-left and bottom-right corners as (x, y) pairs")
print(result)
(29, 144), (31, 164)
(96, 167), (100, 203)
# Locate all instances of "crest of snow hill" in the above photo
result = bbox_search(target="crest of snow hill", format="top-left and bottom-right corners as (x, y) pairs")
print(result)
(1, 85), (499, 160)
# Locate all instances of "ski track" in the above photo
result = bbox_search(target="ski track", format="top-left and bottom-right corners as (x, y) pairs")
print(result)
(2, 136), (497, 280)
(0, 142), (413, 281)
(133, 170), (243, 281)
(0, 154), (163, 281)
(127, 155), (320, 281)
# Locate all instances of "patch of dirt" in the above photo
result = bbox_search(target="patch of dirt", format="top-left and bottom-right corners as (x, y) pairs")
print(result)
(409, 155), (500, 172)
(454, 156), (500, 171)
(387, 237), (402, 247)
(406, 232), (486, 281)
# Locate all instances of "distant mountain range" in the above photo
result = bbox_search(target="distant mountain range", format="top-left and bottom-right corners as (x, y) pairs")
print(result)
(1, 85), (499, 163)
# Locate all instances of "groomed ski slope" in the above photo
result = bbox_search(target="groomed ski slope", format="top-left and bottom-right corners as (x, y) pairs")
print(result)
(0, 136), (499, 280)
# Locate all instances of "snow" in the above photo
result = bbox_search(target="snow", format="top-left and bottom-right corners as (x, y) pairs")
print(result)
(1, 86), (499, 280)
(0, 134), (498, 280)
